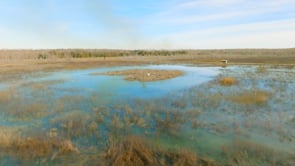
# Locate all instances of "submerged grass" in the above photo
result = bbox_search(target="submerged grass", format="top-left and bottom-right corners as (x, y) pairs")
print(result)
(6, 102), (48, 121)
(0, 127), (79, 160)
(227, 90), (271, 105)
(49, 110), (97, 139)
(222, 140), (295, 166)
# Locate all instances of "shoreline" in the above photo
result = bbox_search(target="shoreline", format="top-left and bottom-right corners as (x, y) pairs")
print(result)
(0, 49), (294, 76)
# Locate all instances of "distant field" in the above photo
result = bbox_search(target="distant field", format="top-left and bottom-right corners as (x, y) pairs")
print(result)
(0, 48), (294, 75)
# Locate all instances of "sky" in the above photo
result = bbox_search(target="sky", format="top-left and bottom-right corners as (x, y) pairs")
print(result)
(0, 0), (294, 49)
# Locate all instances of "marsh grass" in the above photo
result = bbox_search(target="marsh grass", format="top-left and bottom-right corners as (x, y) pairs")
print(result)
(171, 98), (187, 109)
(4, 137), (79, 160)
(153, 110), (186, 136)
(49, 111), (96, 139)
(97, 69), (183, 82)
(8, 102), (48, 121)
(152, 108), (202, 136)
(107, 104), (151, 137)
(0, 89), (13, 103)
(227, 90), (271, 105)
(0, 127), (79, 162)
(0, 127), (21, 148)
(219, 77), (236, 86)
(102, 135), (217, 166)
(222, 140), (295, 165)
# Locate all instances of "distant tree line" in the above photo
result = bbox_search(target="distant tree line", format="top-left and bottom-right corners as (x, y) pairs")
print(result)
(43, 50), (188, 59)
(131, 50), (187, 56)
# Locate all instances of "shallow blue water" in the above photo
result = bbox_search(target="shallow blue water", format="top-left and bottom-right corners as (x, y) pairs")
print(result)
(0, 65), (221, 127)
(2, 65), (221, 99)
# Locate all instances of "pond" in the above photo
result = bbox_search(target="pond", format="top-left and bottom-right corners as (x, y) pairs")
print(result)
(0, 65), (294, 165)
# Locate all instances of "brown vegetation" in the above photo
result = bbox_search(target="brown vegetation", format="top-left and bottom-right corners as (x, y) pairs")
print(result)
(219, 77), (236, 86)
(96, 69), (183, 82)
(102, 135), (217, 166)
(0, 127), (21, 148)
(0, 127), (79, 160)
(12, 137), (79, 159)
(49, 111), (96, 138)
(0, 90), (11, 103)
(5, 102), (48, 121)
(227, 90), (271, 105)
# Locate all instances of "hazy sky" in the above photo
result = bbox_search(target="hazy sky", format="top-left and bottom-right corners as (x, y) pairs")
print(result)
(0, 0), (294, 49)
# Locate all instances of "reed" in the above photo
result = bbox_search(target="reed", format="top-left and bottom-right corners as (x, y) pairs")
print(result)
(9, 137), (79, 160)
(50, 111), (95, 138)
(102, 135), (217, 166)
(102, 136), (155, 166)
(153, 110), (186, 136)
(0, 127), (21, 148)
(7, 102), (48, 121)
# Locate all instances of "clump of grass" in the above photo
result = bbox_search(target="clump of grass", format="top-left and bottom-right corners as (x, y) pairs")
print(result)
(0, 127), (21, 148)
(0, 89), (12, 103)
(222, 140), (295, 165)
(96, 69), (183, 82)
(103, 136), (155, 166)
(14, 137), (79, 159)
(50, 111), (95, 138)
(0, 131), (79, 160)
(219, 77), (236, 86)
(171, 98), (187, 109)
(227, 90), (271, 105)
(7, 102), (48, 121)
(102, 135), (217, 166)
(153, 110), (186, 136)
(152, 109), (203, 135)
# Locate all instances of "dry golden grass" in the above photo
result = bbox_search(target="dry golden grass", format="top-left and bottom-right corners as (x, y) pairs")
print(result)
(227, 90), (271, 105)
(0, 127), (79, 159)
(219, 77), (236, 86)
(102, 135), (217, 166)
(0, 127), (21, 148)
(11, 137), (79, 159)
(103, 136), (155, 166)
(95, 69), (183, 82)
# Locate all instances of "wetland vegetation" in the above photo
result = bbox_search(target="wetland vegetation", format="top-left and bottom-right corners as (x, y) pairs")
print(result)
(95, 69), (183, 82)
(0, 49), (295, 165)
